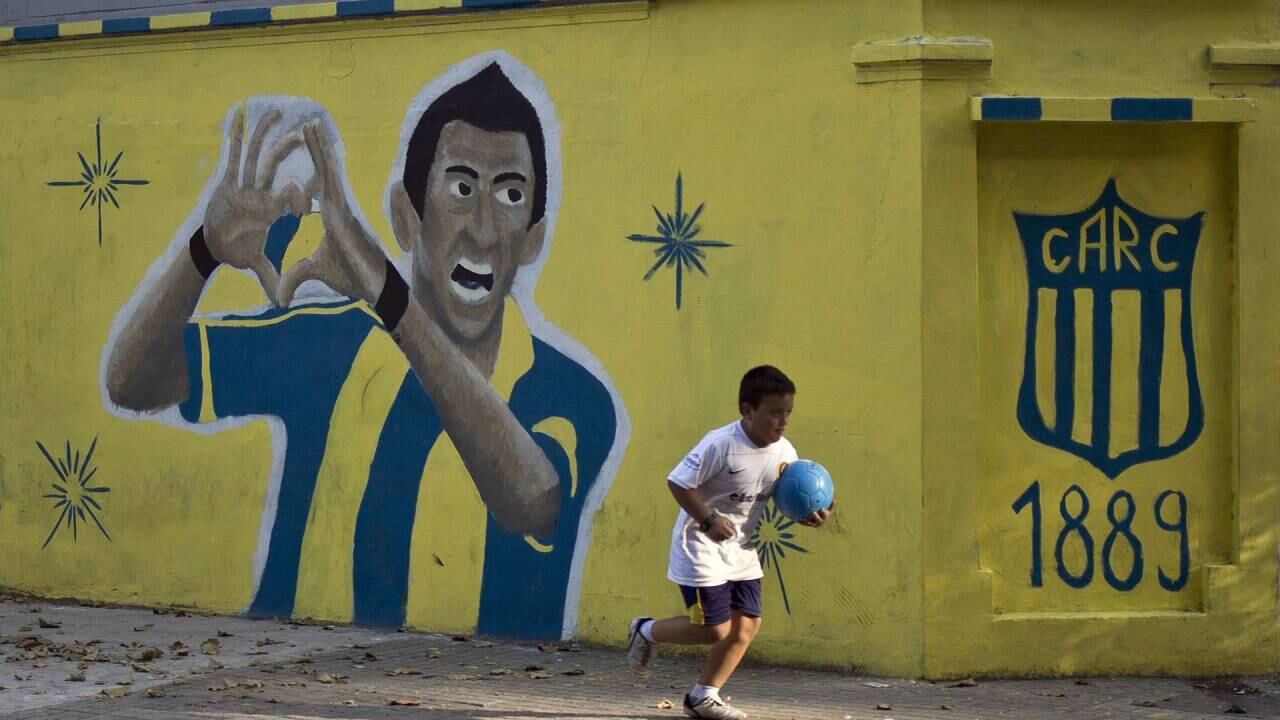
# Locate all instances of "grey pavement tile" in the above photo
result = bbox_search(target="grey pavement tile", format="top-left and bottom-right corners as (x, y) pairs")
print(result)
(2, 598), (1278, 719)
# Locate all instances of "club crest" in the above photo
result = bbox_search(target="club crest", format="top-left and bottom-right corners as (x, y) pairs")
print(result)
(1014, 179), (1204, 478)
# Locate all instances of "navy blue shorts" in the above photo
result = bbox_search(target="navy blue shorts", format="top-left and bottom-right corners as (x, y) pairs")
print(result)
(679, 579), (762, 626)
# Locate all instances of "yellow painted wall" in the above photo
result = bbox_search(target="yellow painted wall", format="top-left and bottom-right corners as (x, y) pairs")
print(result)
(0, 0), (1276, 678)
(0, 0), (927, 677)
(920, 0), (1280, 677)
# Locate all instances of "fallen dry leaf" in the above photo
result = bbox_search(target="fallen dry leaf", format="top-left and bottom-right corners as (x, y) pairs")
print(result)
(388, 667), (422, 676)
(119, 671), (134, 686)
(563, 669), (585, 676)
(216, 630), (233, 638)
(524, 665), (544, 672)
(657, 699), (674, 709)
(489, 668), (512, 676)
(145, 688), (164, 698)
(67, 672), (85, 682)
(877, 703), (893, 711)
(390, 698), (422, 706)
(37, 618), (60, 629)
(530, 672), (553, 680)
(257, 637), (284, 647)
(101, 687), (130, 699)
(201, 639), (221, 655)
(948, 679), (977, 688)
(133, 624), (153, 632)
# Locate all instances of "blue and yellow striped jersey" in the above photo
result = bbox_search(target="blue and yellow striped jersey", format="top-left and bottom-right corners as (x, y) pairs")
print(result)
(179, 297), (617, 638)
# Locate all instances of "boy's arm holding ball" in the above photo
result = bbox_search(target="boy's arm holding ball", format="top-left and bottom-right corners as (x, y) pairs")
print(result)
(668, 481), (736, 541)
(797, 500), (835, 528)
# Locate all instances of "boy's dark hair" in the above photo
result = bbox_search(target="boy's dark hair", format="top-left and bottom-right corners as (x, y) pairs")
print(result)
(402, 62), (547, 229)
(739, 365), (795, 408)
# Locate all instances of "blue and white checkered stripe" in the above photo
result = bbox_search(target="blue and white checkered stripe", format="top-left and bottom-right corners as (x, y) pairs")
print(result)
(1, 0), (616, 44)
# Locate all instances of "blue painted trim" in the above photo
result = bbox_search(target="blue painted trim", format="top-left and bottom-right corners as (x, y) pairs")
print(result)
(463, 0), (540, 6)
(1111, 98), (1192, 122)
(13, 24), (59, 41)
(982, 97), (1042, 121)
(210, 8), (273, 27)
(102, 17), (151, 34)
(337, 0), (396, 17)
(0, 0), (580, 44)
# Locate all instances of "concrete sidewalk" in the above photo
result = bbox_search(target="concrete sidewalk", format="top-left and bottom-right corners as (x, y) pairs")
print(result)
(0, 596), (1277, 719)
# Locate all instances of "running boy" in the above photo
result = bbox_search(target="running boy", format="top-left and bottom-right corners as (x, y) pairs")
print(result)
(627, 365), (832, 720)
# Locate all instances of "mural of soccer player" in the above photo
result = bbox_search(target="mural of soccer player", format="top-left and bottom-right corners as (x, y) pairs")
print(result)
(101, 52), (629, 639)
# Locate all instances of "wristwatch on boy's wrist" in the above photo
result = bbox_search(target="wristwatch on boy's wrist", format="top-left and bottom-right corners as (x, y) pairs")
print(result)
(699, 512), (719, 533)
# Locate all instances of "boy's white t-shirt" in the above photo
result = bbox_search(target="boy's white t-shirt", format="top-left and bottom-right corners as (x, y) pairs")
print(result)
(666, 421), (798, 587)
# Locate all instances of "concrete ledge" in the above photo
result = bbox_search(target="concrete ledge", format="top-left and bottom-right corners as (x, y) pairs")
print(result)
(852, 36), (993, 83)
(1208, 42), (1280, 84)
(1209, 42), (1280, 68)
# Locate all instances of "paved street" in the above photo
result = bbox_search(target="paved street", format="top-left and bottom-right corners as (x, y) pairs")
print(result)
(1, 595), (1278, 719)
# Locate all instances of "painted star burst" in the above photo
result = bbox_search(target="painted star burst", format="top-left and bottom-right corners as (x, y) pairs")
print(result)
(751, 500), (808, 614)
(37, 437), (111, 549)
(47, 118), (150, 246)
(627, 173), (731, 309)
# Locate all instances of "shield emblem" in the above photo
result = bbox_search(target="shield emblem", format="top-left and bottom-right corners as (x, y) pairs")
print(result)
(1014, 179), (1204, 478)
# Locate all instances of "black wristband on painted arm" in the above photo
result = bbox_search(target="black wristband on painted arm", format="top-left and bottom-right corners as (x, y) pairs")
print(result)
(374, 259), (408, 333)
(188, 226), (220, 279)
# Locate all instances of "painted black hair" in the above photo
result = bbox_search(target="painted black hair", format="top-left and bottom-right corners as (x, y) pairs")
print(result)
(402, 62), (547, 228)
(739, 365), (796, 408)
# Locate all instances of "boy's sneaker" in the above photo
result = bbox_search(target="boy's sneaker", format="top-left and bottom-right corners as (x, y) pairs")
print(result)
(626, 616), (655, 676)
(683, 693), (747, 720)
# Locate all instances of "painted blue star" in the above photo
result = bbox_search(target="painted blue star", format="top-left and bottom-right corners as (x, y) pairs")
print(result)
(48, 118), (150, 246)
(36, 437), (111, 549)
(627, 173), (731, 309)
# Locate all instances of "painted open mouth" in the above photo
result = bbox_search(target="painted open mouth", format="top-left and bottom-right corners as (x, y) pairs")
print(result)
(450, 258), (494, 304)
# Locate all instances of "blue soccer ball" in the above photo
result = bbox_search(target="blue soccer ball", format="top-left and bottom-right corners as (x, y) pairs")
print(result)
(773, 460), (834, 521)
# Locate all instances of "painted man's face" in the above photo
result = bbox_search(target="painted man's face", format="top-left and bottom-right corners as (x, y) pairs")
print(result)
(411, 120), (542, 344)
